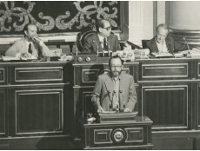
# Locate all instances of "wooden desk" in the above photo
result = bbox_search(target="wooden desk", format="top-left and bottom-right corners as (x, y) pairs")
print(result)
(72, 56), (200, 149)
(82, 116), (153, 150)
(0, 61), (73, 149)
(2, 57), (200, 149)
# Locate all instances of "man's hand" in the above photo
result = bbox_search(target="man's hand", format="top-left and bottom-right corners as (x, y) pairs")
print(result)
(124, 108), (132, 112)
(97, 106), (104, 113)
(20, 53), (32, 58)
(32, 36), (44, 47)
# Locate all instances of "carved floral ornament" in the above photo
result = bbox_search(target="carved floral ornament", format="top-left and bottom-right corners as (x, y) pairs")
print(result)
(0, 1), (118, 32)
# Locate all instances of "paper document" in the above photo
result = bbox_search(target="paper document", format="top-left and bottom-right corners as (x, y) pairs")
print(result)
(2, 56), (20, 61)
(151, 52), (174, 58)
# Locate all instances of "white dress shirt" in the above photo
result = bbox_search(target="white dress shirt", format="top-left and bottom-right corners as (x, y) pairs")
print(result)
(156, 40), (168, 53)
(98, 34), (107, 49)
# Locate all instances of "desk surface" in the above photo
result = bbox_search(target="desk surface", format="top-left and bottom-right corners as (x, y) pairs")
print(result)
(84, 116), (153, 127)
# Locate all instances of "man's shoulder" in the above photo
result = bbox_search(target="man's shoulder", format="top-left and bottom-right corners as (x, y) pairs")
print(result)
(98, 73), (110, 79)
(12, 38), (26, 45)
(85, 32), (98, 41)
(166, 33), (174, 42)
(108, 34), (118, 40)
(147, 37), (155, 45)
(121, 72), (133, 78)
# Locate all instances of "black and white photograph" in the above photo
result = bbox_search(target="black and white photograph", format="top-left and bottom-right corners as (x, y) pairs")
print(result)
(0, 0), (199, 149)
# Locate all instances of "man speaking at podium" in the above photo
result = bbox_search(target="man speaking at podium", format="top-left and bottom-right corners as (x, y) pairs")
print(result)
(91, 55), (137, 113)
(83, 19), (119, 53)
(5, 23), (53, 58)
(146, 24), (188, 53)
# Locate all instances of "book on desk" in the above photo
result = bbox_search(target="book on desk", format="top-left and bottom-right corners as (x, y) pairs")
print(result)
(150, 52), (174, 58)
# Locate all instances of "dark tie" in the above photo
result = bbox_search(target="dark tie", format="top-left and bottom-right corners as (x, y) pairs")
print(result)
(28, 43), (32, 54)
(103, 38), (108, 50)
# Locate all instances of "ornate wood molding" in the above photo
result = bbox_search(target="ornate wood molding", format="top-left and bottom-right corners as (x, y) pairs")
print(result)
(170, 28), (200, 45)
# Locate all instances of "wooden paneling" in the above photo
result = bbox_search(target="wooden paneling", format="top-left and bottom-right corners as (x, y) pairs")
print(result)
(196, 84), (200, 129)
(142, 84), (189, 130)
(83, 119), (152, 149)
(94, 129), (113, 144)
(12, 88), (63, 136)
(74, 64), (136, 87)
(12, 67), (63, 84)
(74, 87), (95, 123)
(0, 88), (7, 137)
(153, 137), (193, 150)
(125, 127), (144, 143)
(0, 67), (6, 85)
(194, 137), (200, 149)
(197, 63), (200, 79)
(140, 63), (188, 80)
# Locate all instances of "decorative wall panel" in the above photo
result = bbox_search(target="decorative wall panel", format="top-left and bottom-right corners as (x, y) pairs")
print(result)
(0, 1), (120, 35)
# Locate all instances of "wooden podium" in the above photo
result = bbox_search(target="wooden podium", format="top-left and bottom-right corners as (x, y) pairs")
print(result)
(82, 116), (153, 149)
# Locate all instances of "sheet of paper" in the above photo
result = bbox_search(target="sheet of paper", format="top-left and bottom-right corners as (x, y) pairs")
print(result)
(2, 56), (20, 61)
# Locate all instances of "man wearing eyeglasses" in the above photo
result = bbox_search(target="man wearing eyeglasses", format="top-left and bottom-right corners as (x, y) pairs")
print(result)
(83, 19), (120, 53)
(91, 55), (137, 113)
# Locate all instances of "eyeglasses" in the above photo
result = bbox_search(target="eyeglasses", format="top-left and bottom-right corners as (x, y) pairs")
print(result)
(103, 26), (111, 31)
(111, 65), (122, 69)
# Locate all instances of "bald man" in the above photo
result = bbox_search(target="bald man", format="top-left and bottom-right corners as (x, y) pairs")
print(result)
(5, 23), (53, 59)
(83, 19), (120, 53)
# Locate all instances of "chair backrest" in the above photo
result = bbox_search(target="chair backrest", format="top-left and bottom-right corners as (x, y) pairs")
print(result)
(0, 44), (11, 56)
(76, 22), (97, 52)
(142, 40), (150, 49)
(76, 30), (97, 52)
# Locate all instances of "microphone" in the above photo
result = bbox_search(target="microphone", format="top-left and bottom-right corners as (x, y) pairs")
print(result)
(183, 37), (190, 50)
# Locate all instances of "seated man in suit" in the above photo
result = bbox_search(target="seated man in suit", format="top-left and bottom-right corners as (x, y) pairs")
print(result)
(83, 19), (120, 53)
(5, 23), (53, 58)
(91, 55), (137, 113)
(146, 24), (188, 53)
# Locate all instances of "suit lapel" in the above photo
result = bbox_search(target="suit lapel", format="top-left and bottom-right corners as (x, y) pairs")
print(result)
(152, 38), (159, 53)
(104, 74), (114, 101)
(119, 74), (126, 108)
(165, 38), (173, 53)
(21, 38), (28, 53)
(107, 35), (112, 50)
(94, 34), (103, 51)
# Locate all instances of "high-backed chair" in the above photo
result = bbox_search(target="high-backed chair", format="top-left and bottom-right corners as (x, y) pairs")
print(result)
(76, 30), (97, 52)
(142, 40), (150, 49)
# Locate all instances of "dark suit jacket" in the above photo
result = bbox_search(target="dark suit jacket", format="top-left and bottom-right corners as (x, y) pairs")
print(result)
(146, 34), (188, 53)
(91, 72), (137, 112)
(83, 33), (119, 53)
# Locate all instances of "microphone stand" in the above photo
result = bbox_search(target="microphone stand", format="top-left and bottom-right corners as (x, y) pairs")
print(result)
(183, 37), (191, 56)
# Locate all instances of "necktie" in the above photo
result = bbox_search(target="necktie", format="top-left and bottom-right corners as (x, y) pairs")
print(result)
(112, 79), (119, 111)
(28, 43), (32, 54)
(103, 38), (108, 50)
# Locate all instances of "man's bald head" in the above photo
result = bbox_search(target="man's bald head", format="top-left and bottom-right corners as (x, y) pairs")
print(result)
(96, 19), (112, 37)
(156, 24), (169, 44)
(23, 23), (38, 41)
